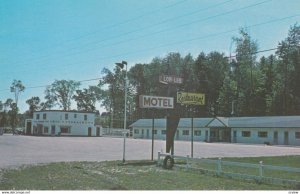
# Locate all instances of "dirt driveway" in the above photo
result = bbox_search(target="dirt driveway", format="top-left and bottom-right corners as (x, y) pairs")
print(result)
(1, 134), (299, 168)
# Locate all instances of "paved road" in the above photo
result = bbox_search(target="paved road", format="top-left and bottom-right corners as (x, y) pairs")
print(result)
(1, 134), (300, 169)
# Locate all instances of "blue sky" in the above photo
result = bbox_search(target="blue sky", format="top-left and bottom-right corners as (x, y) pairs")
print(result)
(0, 0), (299, 113)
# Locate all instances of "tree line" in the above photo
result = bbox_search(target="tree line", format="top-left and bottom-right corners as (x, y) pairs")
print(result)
(1, 24), (299, 130)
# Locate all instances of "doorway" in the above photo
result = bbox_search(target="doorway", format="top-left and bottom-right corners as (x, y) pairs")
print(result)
(284, 131), (289, 145)
(210, 128), (231, 142)
(51, 125), (56, 136)
(273, 131), (278, 145)
(26, 121), (32, 135)
(88, 127), (92, 137)
(96, 127), (100, 137)
(233, 131), (237, 143)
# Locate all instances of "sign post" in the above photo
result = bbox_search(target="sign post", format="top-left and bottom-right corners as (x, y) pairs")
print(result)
(139, 95), (174, 160)
(177, 92), (205, 158)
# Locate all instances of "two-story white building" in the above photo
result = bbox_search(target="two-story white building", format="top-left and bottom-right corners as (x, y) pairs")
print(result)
(25, 110), (101, 137)
(130, 116), (300, 146)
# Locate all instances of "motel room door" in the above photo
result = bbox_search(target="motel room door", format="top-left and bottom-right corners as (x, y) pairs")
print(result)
(284, 131), (289, 145)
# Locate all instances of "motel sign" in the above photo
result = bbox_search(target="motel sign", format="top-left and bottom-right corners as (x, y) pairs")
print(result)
(139, 95), (174, 109)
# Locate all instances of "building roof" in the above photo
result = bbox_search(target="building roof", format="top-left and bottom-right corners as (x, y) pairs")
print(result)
(34, 110), (96, 114)
(130, 116), (300, 128)
(228, 116), (300, 128)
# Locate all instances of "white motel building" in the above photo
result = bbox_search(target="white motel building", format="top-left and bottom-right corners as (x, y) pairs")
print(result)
(130, 116), (300, 146)
(25, 110), (101, 137)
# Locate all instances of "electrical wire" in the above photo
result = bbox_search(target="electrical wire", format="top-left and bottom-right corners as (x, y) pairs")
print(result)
(0, 0), (189, 63)
(1, 13), (298, 77)
(4, 0), (261, 69)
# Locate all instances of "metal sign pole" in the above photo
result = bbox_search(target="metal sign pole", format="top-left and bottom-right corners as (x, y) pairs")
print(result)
(151, 116), (154, 161)
(191, 116), (194, 158)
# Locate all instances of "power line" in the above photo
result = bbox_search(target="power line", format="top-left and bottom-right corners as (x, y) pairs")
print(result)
(5, 0), (259, 69)
(1, 13), (298, 77)
(0, 0), (189, 63)
(226, 48), (278, 59)
(0, 78), (103, 93)
(0, 44), (288, 94)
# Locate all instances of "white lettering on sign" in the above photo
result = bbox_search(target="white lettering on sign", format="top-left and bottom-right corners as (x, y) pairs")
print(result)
(159, 75), (183, 84)
(139, 95), (174, 109)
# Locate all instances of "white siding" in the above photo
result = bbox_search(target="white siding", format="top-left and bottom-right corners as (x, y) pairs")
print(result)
(31, 111), (97, 136)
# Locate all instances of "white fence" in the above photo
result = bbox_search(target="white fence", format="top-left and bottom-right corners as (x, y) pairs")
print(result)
(102, 128), (130, 137)
(157, 152), (300, 186)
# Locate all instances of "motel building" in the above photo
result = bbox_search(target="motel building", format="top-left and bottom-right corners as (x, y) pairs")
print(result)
(130, 116), (300, 146)
(25, 110), (101, 137)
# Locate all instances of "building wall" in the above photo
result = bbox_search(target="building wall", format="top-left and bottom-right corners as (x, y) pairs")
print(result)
(31, 111), (98, 136)
(132, 127), (209, 142)
(132, 125), (300, 146)
(232, 128), (300, 146)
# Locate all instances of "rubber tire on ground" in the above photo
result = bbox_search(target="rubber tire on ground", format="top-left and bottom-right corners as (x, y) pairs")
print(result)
(163, 155), (174, 169)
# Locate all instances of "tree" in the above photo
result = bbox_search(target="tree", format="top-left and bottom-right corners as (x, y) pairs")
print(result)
(45, 80), (80, 111)
(73, 86), (101, 112)
(26, 96), (41, 117)
(8, 103), (18, 134)
(10, 80), (25, 107)
(232, 28), (258, 116)
(99, 67), (125, 128)
(9, 80), (25, 133)
(275, 24), (300, 115)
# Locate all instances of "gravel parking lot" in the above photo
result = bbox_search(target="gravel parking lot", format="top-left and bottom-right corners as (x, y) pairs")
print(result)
(1, 134), (300, 169)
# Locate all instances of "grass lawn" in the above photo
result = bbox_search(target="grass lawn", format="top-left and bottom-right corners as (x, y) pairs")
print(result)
(0, 156), (299, 190)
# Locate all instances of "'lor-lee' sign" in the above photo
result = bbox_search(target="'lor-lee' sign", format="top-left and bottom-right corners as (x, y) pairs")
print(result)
(139, 95), (174, 109)
(159, 75), (183, 84)
(177, 92), (205, 105)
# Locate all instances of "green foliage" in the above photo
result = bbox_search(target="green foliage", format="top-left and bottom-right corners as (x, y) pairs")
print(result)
(73, 86), (101, 112)
(44, 80), (80, 111)
(25, 96), (41, 117)
(19, 23), (300, 120)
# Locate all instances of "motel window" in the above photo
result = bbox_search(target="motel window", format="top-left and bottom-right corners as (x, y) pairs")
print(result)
(44, 126), (49, 134)
(74, 114), (77, 119)
(258, 131), (268, 138)
(161, 130), (166, 135)
(194, 130), (201, 136)
(65, 114), (68, 120)
(242, 131), (251, 137)
(153, 130), (157, 135)
(134, 129), (139, 134)
(36, 114), (40, 120)
(183, 130), (189, 136)
(295, 132), (300, 139)
(43, 113), (47, 120)
(84, 115), (87, 121)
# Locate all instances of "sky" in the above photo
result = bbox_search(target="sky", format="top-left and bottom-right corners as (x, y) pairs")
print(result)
(0, 0), (300, 114)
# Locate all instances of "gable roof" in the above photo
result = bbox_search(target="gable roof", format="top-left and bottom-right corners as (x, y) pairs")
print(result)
(205, 117), (228, 128)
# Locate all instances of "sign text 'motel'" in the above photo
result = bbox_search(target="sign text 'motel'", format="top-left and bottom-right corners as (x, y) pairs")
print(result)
(139, 95), (174, 109)
(177, 92), (205, 105)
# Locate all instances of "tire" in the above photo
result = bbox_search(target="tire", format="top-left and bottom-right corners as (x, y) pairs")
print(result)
(163, 155), (174, 169)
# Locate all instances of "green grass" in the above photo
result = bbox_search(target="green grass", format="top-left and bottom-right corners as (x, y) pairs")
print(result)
(178, 155), (300, 184)
(0, 156), (299, 190)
